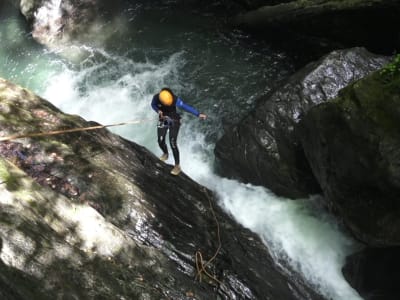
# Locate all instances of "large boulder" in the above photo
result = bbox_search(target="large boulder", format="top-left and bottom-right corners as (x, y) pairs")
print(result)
(233, 0), (400, 55)
(298, 57), (400, 246)
(214, 47), (389, 198)
(0, 77), (324, 299)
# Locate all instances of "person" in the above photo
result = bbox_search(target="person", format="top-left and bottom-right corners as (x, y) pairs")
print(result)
(151, 87), (207, 175)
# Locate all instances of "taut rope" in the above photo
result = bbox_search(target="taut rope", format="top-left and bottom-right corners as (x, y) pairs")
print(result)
(0, 118), (154, 142)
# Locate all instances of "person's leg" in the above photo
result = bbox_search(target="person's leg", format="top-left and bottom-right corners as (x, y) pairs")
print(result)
(157, 124), (168, 159)
(169, 121), (180, 165)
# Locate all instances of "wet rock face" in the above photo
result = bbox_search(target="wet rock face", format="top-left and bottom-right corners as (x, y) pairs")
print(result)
(214, 47), (389, 199)
(298, 64), (400, 246)
(342, 247), (400, 300)
(0, 78), (324, 299)
(229, 0), (292, 9)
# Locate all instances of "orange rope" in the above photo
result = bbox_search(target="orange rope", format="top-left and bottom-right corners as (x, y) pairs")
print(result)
(194, 188), (223, 286)
(0, 118), (154, 142)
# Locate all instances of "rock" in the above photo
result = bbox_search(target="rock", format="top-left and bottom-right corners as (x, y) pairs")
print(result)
(342, 247), (400, 300)
(214, 47), (389, 198)
(230, 0), (293, 10)
(233, 0), (400, 55)
(15, 0), (128, 60)
(0, 78), (324, 299)
(18, 0), (42, 20)
(298, 58), (400, 246)
(0, 157), (169, 300)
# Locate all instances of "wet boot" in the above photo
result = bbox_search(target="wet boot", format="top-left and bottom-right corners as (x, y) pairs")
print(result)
(170, 165), (181, 176)
(159, 153), (168, 161)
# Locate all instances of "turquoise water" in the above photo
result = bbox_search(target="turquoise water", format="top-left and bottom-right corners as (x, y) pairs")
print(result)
(0, 2), (65, 93)
(0, 1), (362, 299)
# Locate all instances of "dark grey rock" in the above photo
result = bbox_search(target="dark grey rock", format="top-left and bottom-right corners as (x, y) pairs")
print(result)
(342, 247), (400, 300)
(229, 0), (293, 10)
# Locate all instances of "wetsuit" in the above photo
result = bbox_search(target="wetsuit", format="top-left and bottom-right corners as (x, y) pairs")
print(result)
(151, 93), (200, 165)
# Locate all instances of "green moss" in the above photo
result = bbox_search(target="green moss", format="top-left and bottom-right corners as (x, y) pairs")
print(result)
(0, 159), (20, 191)
(335, 68), (400, 134)
(0, 160), (10, 182)
(380, 54), (400, 83)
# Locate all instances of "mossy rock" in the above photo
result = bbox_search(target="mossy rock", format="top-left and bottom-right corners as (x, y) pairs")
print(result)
(299, 60), (400, 246)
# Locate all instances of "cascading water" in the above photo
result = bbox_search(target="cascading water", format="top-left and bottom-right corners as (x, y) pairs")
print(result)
(0, 1), (363, 299)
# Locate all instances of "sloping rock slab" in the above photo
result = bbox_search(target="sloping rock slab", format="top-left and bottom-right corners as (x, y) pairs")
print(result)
(0, 77), (324, 299)
(0, 157), (173, 300)
(214, 47), (388, 198)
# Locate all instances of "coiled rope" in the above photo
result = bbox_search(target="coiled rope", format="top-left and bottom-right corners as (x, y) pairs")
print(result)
(195, 188), (223, 286)
(0, 118), (154, 142)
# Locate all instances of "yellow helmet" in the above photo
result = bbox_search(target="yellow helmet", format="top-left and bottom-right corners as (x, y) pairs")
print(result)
(159, 90), (173, 106)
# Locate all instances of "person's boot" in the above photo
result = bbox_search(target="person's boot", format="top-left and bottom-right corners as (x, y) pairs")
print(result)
(170, 165), (181, 175)
(159, 153), (168, 161)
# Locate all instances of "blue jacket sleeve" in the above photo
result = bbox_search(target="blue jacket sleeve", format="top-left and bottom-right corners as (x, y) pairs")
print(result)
(176, 97), (200, 117)
(151, 95), (159, 113)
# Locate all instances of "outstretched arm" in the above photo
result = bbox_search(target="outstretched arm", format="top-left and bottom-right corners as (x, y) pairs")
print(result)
(176, 97), (207, 119)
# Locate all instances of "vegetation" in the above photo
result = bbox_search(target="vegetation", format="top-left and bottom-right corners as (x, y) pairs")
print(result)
(0, 159), (19, 191)
(380, 54), (400, 83)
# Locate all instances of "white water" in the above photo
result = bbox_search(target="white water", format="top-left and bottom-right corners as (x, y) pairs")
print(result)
(41, 49), (362, 300)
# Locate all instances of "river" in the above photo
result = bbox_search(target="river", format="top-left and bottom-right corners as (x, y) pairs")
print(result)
(0, 1), (362, 299)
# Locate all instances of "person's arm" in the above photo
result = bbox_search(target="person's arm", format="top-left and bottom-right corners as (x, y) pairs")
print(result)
(151, 94), (159, 113)
(176, 97), (206, 119)
(151, 94), (164, 118)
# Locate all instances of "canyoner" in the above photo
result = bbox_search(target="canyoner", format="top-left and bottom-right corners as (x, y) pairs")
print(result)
(151, 87), (207, 176)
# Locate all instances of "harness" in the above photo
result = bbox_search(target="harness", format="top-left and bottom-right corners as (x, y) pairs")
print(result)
(156, 95), (181, 128)
(158, 116), (176, 128)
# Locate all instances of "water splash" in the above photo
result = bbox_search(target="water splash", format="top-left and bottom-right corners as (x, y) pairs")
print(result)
(43, 49), (185, 148)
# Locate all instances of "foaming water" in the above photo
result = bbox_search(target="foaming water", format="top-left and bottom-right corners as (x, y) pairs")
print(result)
(43, 50), (185, 148)
(1, 2), (362, 299)
(173, 126), (362, 300)
(213, 179), (361, 300)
